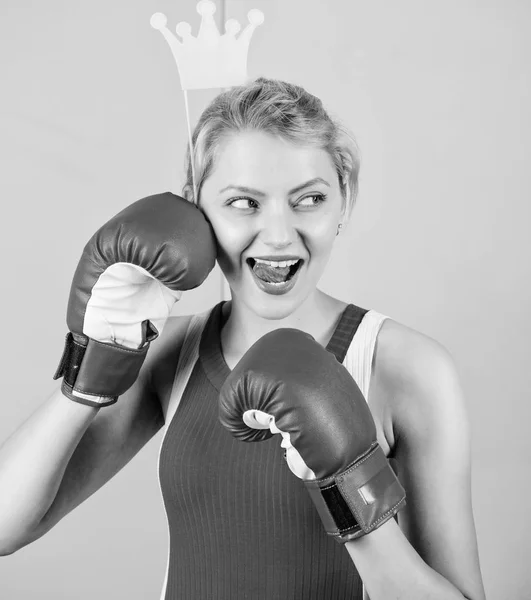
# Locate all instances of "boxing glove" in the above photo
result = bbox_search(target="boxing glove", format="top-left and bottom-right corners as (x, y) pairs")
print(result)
(54, 192), (216, 407)
(219, 328), (406, 543)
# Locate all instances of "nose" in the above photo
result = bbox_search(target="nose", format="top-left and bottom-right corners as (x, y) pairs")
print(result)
(257, 203), (297, 248)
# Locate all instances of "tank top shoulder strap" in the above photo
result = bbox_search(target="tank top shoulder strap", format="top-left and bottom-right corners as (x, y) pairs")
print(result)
(342, 308), (389, 401)
(164, 306), (212, 428)
(325, 303), (369, 363)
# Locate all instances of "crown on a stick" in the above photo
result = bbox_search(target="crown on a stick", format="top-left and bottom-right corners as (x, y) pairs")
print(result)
(150, 0), (264, 91)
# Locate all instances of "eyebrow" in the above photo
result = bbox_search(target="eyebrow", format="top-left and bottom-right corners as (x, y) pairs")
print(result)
(218, 177), (330, 197)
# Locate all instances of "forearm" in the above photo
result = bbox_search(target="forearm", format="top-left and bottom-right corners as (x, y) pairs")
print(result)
(344, 519), (469, 600)
(0, 388), (99, 553)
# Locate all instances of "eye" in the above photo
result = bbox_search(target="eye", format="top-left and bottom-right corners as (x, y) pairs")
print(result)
(297, 193), (328, 207)
(228, 197), (259, 209)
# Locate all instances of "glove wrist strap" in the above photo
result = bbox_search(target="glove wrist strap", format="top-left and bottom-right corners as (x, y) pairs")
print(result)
(304, 443), (406, 544)
(53, 329), (155, 407)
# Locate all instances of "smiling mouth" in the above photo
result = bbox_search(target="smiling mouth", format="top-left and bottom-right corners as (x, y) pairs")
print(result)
(246, 258), (303, 283)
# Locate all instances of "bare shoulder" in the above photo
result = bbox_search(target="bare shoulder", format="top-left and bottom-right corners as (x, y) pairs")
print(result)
(374, 317), (451, 388)
(373, 316), (467, 454)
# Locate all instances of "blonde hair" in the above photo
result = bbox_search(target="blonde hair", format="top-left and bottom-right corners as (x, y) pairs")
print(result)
(182, 77), (361, 224)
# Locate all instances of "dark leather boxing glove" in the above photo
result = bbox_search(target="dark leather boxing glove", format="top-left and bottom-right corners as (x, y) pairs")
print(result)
(219, 328), (406, 543)
(54, 192), (216, 407)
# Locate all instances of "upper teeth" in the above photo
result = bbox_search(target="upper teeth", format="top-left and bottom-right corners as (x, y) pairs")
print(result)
(253, 258), (299, 268)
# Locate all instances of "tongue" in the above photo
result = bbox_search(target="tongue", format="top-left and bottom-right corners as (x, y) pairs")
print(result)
(253, 262), (291, 283)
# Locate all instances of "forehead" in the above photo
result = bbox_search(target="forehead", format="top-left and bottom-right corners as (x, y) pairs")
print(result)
(209, 130), (336, 186)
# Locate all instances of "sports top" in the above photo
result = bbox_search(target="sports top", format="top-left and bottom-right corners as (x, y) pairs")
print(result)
(157, 300), (389, 599)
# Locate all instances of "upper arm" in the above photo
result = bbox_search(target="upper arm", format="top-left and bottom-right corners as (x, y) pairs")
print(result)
(390, 333), (486, 600)
(21, 315), (190, 547)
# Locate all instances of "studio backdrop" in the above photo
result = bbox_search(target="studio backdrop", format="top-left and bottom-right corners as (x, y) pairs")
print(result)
(0, 1), (529, 598)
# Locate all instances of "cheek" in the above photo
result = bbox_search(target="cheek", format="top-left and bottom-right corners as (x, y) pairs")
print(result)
(211, 221), (251, 266)
(314, 218), (337, 238)
(305, 217), (338, 251)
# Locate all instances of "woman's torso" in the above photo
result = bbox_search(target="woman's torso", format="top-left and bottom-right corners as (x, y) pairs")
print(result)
(151, 296), (402, 599)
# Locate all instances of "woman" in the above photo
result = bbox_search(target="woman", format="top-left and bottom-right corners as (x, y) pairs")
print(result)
(0, 78), (485, 599)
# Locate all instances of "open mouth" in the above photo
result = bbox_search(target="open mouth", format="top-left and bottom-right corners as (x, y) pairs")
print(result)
(246, 258), (303, 284)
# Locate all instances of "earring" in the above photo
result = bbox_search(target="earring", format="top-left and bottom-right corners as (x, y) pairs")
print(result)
(336, 223), (343, 236)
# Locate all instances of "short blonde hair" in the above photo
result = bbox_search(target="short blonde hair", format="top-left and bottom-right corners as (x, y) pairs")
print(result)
(182, 77), (361, 224)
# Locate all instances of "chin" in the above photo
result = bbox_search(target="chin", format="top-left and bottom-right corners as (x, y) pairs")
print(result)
(247, 288), (316, 321)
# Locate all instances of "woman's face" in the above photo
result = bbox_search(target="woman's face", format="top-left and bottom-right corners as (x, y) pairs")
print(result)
(199, 130), (345, 319)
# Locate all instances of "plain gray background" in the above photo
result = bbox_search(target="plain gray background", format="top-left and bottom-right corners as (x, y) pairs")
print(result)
(0, 0), (529, 598)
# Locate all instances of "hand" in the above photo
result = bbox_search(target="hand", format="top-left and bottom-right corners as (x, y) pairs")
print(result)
(54, 192), (216, 407)
(219, 327), (406, 543)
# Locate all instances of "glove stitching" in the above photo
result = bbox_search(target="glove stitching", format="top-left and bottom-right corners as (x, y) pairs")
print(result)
(314, 442), (379, 489)
(337, 441), (380, 478)
(71, 334), (146, 354)
(63, 380), (115, 400)
(337, 495), (406, 535)
(90, 336), (148, 354)
(315, 443), (404, 535)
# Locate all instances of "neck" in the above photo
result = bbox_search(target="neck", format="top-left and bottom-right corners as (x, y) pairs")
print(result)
(220, 290), (345, 362)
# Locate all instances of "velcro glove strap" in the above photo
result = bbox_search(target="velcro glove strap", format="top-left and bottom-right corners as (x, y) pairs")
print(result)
(53, 328), (155, 407)
(304, 443), (406, 544)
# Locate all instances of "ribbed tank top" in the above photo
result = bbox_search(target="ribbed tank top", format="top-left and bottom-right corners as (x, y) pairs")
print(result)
(157, 300), (389, 599)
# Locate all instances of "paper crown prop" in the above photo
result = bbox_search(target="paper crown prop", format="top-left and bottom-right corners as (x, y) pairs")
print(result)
(150, 1), (264, 91)
(151, 1), (265, 203)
